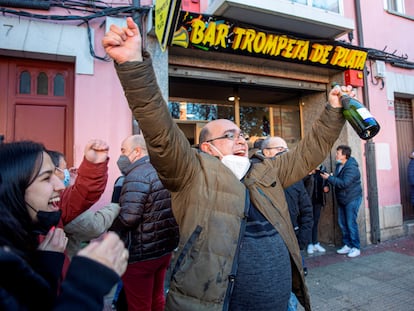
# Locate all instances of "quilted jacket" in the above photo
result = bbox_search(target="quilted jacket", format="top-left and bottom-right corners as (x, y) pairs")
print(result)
(110, 156), (179, 263)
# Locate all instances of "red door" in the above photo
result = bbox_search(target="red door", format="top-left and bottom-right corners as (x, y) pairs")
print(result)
(0, 57), (74, 165)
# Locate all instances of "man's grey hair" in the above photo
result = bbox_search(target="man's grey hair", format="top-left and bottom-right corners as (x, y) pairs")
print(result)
(130, 134), (148, 154)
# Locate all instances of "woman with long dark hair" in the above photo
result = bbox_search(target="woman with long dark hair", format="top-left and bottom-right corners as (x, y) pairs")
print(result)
(0, 141), (129, 310)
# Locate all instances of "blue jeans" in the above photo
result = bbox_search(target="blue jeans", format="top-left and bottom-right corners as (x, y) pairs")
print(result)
(287, 292), (298, 311)
(338, 196), (362, 249)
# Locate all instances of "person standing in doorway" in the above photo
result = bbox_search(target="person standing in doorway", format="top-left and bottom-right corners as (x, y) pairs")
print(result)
(321, 145), (362, 258)
(303, 165), (330, 255)
(110, 134), (179, 311)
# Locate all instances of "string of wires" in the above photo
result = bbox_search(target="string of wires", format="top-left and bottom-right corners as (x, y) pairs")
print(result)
(367, 46), (414, 69)
(0, 1), (151, 61)
(1, 1), (413, 68)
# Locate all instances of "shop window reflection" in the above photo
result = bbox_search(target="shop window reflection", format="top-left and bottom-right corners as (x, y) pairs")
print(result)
(168, 101), (234, 121)
(273, 106), (301, 147)
(240, 105), (270, 138)
(168, 101), (300, 146)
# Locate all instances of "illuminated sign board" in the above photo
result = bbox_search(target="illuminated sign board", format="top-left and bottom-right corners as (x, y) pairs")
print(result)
(171, 12), (368, 71)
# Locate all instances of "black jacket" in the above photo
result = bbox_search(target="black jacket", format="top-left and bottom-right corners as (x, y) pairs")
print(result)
(111, 156), (179, 263)
(303, 166), (329, 206)
(327, 157), (362, 206)
(0, 246), (119, 311)
(284, 180), (314, 250)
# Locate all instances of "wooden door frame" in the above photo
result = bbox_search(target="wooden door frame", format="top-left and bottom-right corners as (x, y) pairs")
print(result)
(395, 97), (414, 220)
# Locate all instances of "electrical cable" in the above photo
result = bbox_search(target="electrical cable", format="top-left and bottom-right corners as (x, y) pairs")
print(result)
(1, 2), (413, 68)
(0, 4), (150, 61)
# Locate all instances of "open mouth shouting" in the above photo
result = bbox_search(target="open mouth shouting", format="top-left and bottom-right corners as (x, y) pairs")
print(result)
(48, 196), (61, 210)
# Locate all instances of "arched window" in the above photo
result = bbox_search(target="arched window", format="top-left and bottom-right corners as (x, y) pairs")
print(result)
(53, 73), (65, 96)
(19, 71), (31, 94)
(37, 72), (48, 95)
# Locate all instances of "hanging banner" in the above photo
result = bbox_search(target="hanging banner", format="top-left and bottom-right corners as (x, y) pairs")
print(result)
(170, 11), (368, 71)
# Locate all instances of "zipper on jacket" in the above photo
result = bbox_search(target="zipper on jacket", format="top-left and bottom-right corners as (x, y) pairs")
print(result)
(222, 188), (250, 311)
(127, 231), (132, 251)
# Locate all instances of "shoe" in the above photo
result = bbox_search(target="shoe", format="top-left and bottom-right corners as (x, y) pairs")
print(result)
(347, 248), (361, 258)
(336, 245), (351, 254)
(313, 243), (326, 253)
(307, 244), (314, 254)
(303, 267), (308, 276)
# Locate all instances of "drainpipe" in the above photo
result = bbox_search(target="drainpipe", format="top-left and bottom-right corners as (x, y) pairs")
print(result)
(354, 0), (381, 244)
(133, 0), (142, 34)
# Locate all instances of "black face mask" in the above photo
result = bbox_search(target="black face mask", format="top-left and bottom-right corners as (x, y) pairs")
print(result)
(28, 203), (62, 235)
(34, 210), (62, 235)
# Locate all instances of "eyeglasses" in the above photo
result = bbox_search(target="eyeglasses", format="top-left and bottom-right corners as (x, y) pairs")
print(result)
(264, 146), (288, 152)
(206, 131), (246, 143)
(55, 167), (65, 173)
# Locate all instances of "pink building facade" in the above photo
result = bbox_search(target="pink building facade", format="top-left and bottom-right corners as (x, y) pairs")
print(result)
(350, 1), (414, 240)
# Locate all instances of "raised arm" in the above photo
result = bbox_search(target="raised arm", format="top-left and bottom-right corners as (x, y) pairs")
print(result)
(102, 17), (143, 64)
(103, 18), (200, 192)
(60, 140), (109, 224)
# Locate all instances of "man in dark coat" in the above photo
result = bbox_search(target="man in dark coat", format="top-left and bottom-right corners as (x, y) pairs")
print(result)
(261, 136), (313, 281)
(110, 134), (179, 311)
(261, 136), (313, 252)
(321, 145), (362, 258)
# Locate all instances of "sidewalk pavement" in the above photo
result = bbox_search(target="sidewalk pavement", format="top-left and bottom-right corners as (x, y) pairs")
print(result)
(298, 235), (414, 311)
(104, 236), (414, 311)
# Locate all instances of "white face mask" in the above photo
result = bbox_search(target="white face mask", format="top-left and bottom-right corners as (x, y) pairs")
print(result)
(221, 155), (251, 180)
(209, 144), (251, 180)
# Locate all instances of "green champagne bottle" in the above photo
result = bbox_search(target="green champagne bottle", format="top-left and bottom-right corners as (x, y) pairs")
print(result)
(334, 85), (380, 140)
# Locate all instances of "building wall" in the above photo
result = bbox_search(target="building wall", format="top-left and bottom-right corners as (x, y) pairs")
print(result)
(324, 1), (414, 241)
(360, 2), (414, 240)
(73, 64), (132, 207)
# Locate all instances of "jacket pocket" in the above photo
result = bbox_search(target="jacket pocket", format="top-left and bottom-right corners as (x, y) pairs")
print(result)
(170, 225), (203, 280)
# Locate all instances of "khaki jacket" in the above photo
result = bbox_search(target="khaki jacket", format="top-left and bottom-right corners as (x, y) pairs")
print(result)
(64, 203), (120, 257)
(115, 55), (345, 311)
